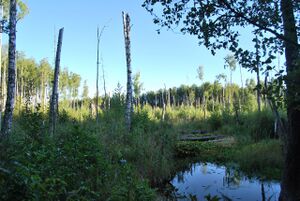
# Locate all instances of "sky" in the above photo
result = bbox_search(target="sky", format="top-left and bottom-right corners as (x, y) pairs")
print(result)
(11, 0), (258, 97)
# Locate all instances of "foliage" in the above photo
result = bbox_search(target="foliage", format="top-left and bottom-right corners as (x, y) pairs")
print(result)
(196, 65), (204, 82)
(234, 140), (284, 180)
(142, 0), (290, 79)
(1, 0), (29, 20)
(204, 194), (221, 201)
(0, 110), (157, 201)
(175, 141), (232, 162)
(0, 78), (287, 199)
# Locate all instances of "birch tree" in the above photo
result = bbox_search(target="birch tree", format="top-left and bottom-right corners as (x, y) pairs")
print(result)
(0, 0), (16, 138)
(122, 12), (133, 131)
(133, 71), (143, 106)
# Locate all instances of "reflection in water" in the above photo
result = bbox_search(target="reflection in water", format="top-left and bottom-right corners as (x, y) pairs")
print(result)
(223, 166), (241, 187)
(171, 162), (280, 201)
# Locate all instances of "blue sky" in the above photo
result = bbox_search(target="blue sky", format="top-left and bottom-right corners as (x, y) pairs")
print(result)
(12, 0), (257, 97)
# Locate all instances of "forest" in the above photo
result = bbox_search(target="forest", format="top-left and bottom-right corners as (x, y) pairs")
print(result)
(0, 0), (299, 201)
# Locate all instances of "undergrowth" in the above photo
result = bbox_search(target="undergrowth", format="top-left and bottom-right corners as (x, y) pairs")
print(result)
(0, 104), (285, 200)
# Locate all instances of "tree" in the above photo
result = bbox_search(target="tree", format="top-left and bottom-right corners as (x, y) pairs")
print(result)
(197, 65), (204, 83)
(49, 28), (64, 136)
(69, 72), (81, 109)
(0, 0), (28, 130)
(96, 27), (100, 122)
(123, 12), (133, 131)
(224, 54), (237, 107)
(201, 82), (213, 118)
(0, 0), (28, 21)
(82, 80), (89, 100)
(95, 25), (107, 119)
(101, 56), (108, 109)
(143, 1), (299, 200)
(0, 3), (4, 131)
(224, 54), (236, 85)
(133, 71), (143, 106)
(21, 57), (39, 108)
(59, 67), (69, 99)
(38, 58), (52, 112)
(0, 0), (16, 138)
(216, 73), (227, 109)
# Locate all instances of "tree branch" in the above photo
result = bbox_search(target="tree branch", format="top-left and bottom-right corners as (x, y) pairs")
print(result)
(220, 0), (300, 47)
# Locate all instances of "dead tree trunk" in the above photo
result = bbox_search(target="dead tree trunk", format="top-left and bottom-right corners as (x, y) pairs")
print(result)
(1, 0), (17, 138)
(101, 56), (108, 109)
(0, 3), (3, 131)
(96, 27), (100, 122)
(122, 12), (133, 131)
(96, 26), (106, 120)
(49, 28), (64, 136)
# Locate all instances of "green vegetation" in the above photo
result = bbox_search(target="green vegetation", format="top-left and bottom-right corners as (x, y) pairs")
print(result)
(174, 107), (284, 180)
(0, 25), (286, 200)
(0, 49), (285, 198)
(1, 96), (284, 200)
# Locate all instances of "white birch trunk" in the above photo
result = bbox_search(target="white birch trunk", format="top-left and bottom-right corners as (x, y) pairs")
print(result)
(122, 12), (133, 131)
(1, 0), (17, 138)
(0, 4), (3, 131)
(96, 27), (100, 122)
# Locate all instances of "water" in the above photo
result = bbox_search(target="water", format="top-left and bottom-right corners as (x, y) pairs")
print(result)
(170, 162), (280, 201)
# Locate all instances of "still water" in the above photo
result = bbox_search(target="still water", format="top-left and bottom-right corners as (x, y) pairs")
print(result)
(171, 162), (280, 201)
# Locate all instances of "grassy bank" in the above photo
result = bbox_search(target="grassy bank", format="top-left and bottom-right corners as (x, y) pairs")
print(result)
(175, 139), (283, 180)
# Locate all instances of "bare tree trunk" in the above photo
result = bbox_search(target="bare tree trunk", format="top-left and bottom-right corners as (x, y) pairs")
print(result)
(49, 28), (64, 136)
(96, 26), (107, 120)
(101, 56), (108, 109)
(0, 3), (3, 131)
(96, 27), (100, 122)
(1, 0), (17, 138)
(123, 12), (133, 131)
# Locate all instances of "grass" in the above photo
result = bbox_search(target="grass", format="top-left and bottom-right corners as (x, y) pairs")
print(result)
(234, 140), (284, 180)
(0, 103), (285, 200)
(174, 139), (283, 180)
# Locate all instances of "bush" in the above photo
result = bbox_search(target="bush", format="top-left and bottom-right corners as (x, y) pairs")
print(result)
(208, 112), (223, 131)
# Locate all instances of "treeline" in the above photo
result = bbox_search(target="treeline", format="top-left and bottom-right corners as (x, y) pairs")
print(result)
(0, 46), (284, 120)
(139, 82), (256, 110)
(139, 80), (281, 112)
(0, 47), (87, 112)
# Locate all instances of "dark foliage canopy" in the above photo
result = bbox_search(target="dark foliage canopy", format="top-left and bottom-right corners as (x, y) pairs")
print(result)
(143, 0), (299, 71)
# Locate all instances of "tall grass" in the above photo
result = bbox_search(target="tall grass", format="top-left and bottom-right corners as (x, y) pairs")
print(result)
(1, 101), (286, 200)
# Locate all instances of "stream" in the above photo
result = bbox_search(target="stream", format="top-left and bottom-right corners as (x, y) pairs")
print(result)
(169, 162), (280, 201)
